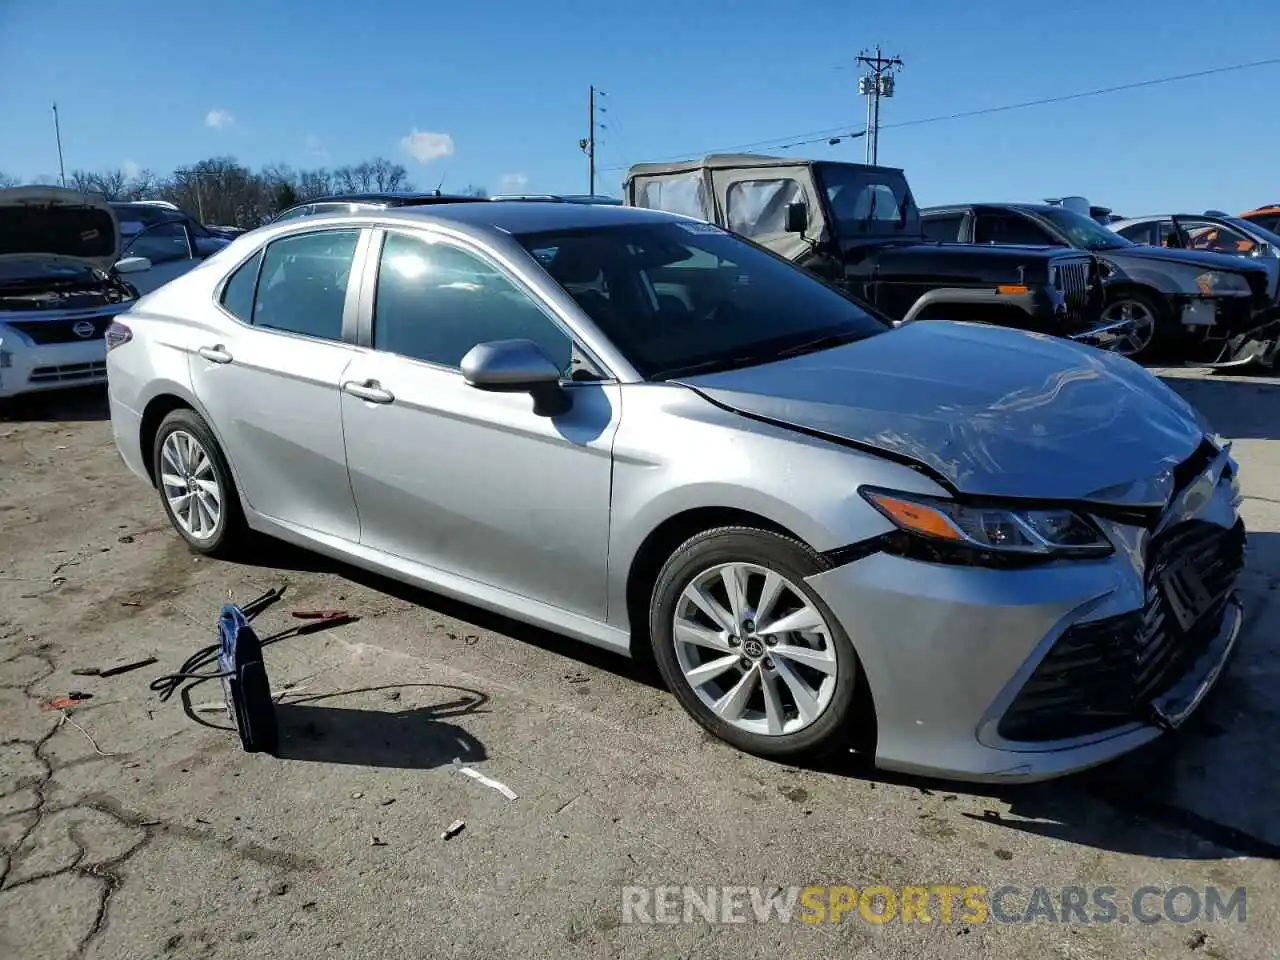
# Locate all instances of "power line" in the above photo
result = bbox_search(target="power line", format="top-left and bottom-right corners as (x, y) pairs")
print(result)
(601, 54), (1280, 172)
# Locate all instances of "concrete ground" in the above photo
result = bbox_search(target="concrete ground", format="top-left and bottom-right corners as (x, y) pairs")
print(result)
(1, 368), (1277, 959)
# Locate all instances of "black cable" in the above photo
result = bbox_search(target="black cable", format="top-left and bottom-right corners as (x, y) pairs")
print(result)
(600, 55), (1280, 171)
(148, 586), (287, 703)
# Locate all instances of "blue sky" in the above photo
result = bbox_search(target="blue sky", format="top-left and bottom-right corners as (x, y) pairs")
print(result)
(2, 0), (1277, 212)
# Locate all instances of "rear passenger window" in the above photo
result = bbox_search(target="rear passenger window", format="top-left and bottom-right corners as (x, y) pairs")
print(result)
(220, 250), (263, 322)
(373, 232), (572, 372)
(251, 230), (360, 341)
(922, 214), (964, 242)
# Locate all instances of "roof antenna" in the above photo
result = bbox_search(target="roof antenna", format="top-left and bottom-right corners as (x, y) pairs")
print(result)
(434, 169), (447, 197)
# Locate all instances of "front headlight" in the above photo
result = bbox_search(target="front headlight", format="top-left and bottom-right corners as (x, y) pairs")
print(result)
(1195, 271), (1251, 296)
(860, 487), (1114, 560)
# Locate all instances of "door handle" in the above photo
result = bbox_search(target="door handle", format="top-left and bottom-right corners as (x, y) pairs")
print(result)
(198, 344), (233, 364)
(342, 379), (394, 404)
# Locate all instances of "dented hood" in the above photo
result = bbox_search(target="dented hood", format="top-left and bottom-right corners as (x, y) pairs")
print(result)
(678, 322), (1203, 502)
(0, 186), (121, 273)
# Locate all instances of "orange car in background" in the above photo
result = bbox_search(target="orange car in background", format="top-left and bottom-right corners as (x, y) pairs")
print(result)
(1240, 204), (1280, 233)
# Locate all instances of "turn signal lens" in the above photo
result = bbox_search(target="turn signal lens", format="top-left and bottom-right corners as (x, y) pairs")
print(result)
(996, 284), (1029, 295)
(860, 491), (964, 541)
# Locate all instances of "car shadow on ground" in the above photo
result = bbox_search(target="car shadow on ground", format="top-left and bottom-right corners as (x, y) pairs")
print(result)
(242, 529), (1280, 863)
(0, 386), (110, 422)
(1158, 373), (1280, 441)
(242, 537), (666, 691)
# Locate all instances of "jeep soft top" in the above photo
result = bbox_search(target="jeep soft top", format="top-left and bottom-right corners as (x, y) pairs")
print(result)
(624, 155), (1107, 341)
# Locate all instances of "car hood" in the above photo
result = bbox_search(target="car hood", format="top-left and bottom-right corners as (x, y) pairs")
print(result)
(0, 186), (121, 275)
(1107, 244), (1266, 274)
(678, 322), (1203, 503)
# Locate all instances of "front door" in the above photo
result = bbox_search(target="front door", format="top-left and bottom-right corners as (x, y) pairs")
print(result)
(339, 228), (618, 618)
(189, 227), (365, 541)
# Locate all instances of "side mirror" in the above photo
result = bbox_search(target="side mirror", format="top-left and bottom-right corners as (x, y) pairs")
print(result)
(784, 201), (808, 234)
(460, 339), (571, 417)
(113, 256), (152, 274)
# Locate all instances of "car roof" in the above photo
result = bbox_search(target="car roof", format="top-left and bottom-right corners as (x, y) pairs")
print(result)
(626, 153), (904, 179)
(366, 200), (690, 234)
(302, 192), (478, 205)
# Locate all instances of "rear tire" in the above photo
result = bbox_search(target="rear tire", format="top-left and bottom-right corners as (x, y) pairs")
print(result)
(151, 408), (247, 558)
(649, 526), (864, 759)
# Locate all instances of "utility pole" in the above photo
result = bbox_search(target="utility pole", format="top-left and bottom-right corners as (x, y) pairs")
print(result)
(52, 102), (66, 187)
(856, 46), (902, 165)
(579, 85), (605, 195)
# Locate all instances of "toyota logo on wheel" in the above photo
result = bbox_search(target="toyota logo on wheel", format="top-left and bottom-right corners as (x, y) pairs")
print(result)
(72, 321), (97, 339)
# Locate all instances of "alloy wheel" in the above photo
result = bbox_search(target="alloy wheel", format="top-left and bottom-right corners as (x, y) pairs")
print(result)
(672, 562), (838, 737)
(159, 429), (222, 540)
(1099, 299), (1157, 357)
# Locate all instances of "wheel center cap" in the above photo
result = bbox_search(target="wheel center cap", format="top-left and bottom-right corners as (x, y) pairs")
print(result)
(742, 637), (765, 659)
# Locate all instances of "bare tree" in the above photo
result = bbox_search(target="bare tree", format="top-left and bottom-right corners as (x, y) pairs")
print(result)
(297, 168), (334, 200)
(68, 170), (99, 194)
(367, 157), (411, 191)
(121, 168), (160, 200)
(53, 156), (468, 228)
(0, 171), (18, 188)
(461, 184), (488, 197)
(90, 169), (130, 201)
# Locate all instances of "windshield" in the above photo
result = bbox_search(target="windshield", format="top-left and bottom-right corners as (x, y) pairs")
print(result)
(516, 221), (888, 380)
(0, 257), (98, 286)
(1226, 217), (1280, 248)
(815, 164), (921, 238)
(1033, 208), (1131, 251)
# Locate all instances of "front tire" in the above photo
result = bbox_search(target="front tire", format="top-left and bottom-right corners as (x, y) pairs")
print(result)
(1099, 290), (1174, 361)
(649, 526), (863, 759)
(151, 408), (247, 558)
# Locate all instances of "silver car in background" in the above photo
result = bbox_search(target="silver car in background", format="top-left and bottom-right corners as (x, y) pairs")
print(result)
(105, 202), (1245, 782)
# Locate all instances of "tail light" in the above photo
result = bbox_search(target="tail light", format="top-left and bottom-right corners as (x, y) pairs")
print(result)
(105, 321), (133, 350)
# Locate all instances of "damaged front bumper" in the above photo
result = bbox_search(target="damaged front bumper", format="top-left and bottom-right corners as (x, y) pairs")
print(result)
(804, 439), (1244, 783)
(1196, 310), (1280, 371)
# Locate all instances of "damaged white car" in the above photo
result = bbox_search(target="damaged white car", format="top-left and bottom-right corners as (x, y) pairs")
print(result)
(0, 186), (155, 399)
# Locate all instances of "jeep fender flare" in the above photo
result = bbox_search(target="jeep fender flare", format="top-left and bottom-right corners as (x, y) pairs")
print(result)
(898, 287), (1036, 325)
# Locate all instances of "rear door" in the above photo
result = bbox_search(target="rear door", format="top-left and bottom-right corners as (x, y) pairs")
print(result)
(190, 227), (367, 541)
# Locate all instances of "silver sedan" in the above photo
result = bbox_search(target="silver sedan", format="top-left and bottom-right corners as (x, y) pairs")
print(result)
(105, 201), (1246, 782)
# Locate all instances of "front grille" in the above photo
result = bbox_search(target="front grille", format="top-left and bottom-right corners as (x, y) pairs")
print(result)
(28, 360), (107, 384)
(1054, 258), (1094, 328)
(998, 518), (1245, 742)
(5, 315), (114, 345)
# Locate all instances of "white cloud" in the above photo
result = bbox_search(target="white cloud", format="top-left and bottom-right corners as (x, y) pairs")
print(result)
(498, 173), (529, 194)
(400, 129), (454, 163)
(122, 159), (141, 181)
(205, 108), (234, 131)
(305, 134), (329, 160)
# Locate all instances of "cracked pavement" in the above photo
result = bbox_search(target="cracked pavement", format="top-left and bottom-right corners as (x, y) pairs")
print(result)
(1, 369), (1278, 959)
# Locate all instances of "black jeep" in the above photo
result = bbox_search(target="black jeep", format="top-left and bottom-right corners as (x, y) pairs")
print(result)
(624, 154), (1104, 339)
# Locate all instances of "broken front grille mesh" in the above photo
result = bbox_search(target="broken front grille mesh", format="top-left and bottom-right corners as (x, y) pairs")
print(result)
(998, 518), (1245, 743)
